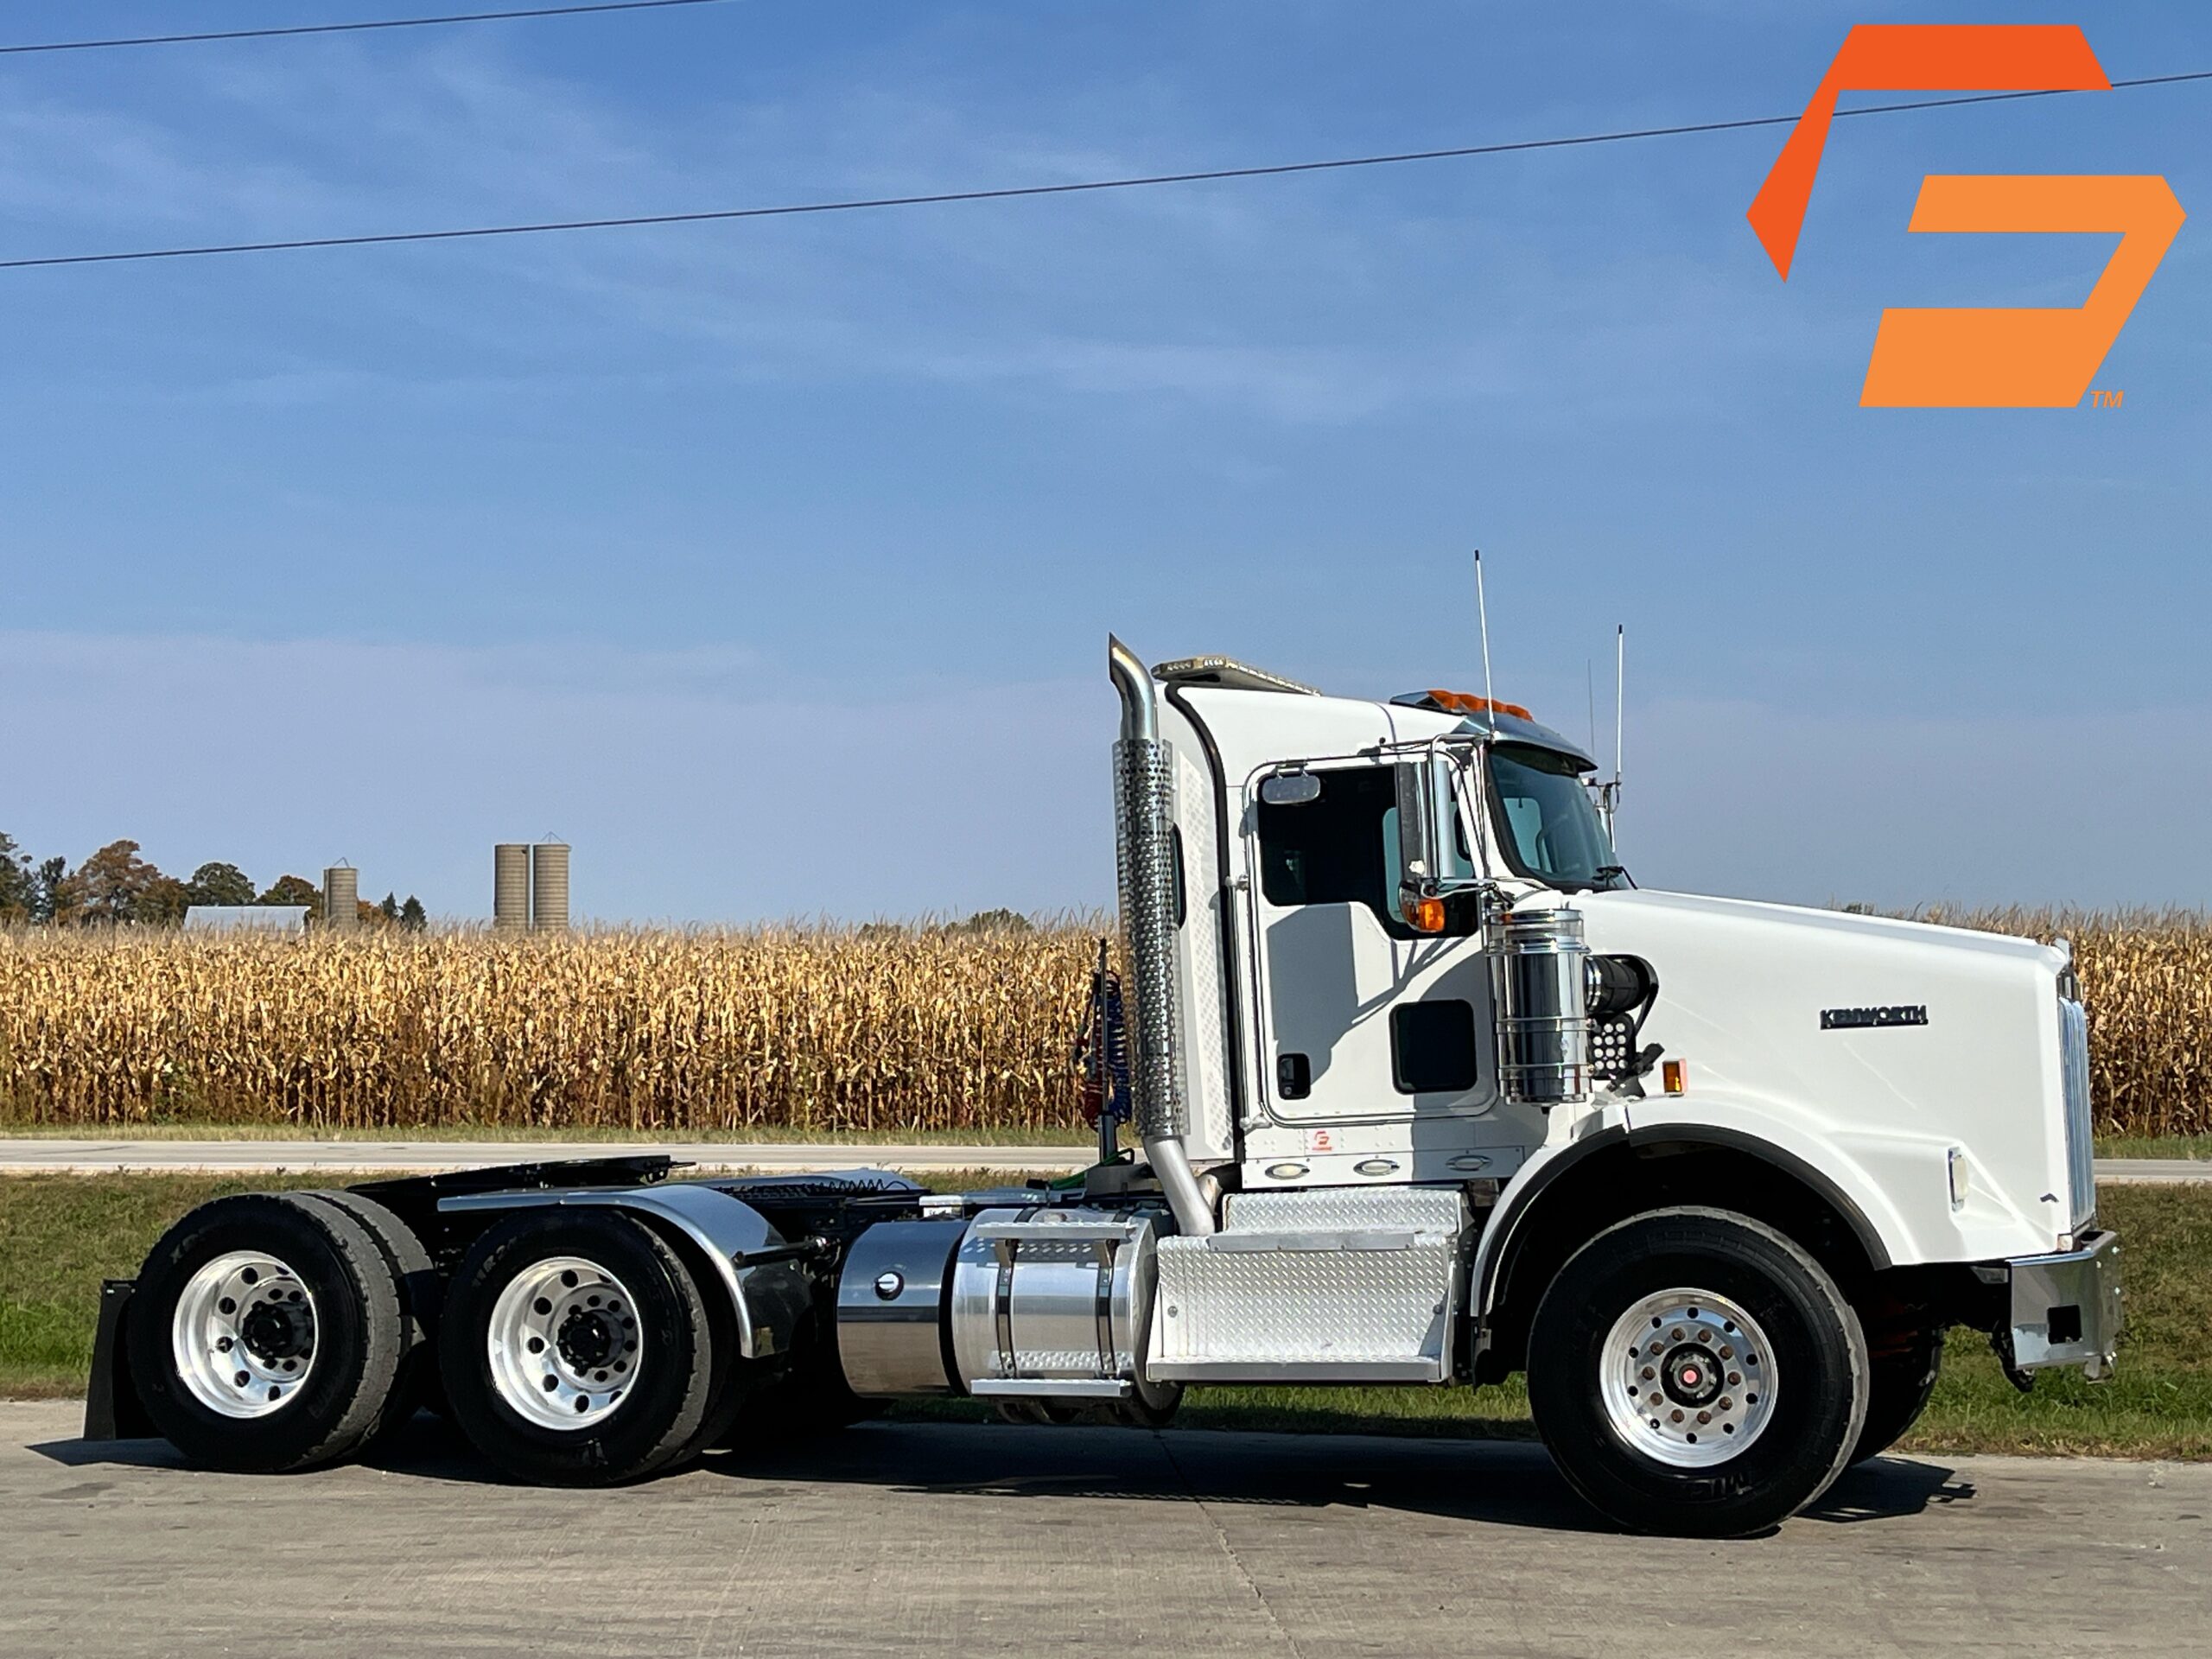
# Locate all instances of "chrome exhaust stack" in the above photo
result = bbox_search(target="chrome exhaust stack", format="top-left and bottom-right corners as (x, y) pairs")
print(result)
(1108, 635), (1216, 1236)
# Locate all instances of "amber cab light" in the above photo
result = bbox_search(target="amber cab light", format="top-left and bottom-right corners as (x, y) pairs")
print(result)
(1423, 688), (1535, 721)
(1402, 895), (1447, 934)
(1662, 1059), (1688, 1096)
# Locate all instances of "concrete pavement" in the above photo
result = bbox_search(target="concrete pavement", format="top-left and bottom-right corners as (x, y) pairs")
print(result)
(4, 1400), (2206, 1657)
(0, 1137), (2203, 1182)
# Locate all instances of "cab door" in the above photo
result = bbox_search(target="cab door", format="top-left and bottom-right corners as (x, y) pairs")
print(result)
(1245, 757), (1498, 1127)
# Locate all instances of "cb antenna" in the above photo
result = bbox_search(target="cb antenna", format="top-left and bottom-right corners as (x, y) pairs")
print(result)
(1614, 623), (1625, 785)
(1599, 624), (1625, 841)
(1474, 550), (1497, 736)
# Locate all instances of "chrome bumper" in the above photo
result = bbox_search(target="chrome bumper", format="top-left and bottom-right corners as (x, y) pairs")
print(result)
(2007, 1229), (2122, 1379)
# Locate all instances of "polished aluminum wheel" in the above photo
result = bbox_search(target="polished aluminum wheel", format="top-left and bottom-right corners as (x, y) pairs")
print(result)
(486, 1255), (642, 1431)
(1601, 1288), (1776, 1468)
(171, 1250), (317, 1419)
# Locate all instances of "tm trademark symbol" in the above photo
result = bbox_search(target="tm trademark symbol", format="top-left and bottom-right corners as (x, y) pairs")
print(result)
(2088, 390), (2126, 409)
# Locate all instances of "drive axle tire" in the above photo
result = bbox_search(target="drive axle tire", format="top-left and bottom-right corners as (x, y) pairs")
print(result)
(439, 1210), (715, 1485)
(127, 1192), (411, 1473)
(1528, 1207), (1868, 1538)
(1851, 1325), (1944, 1465)
(296, 1190), (442, 1445)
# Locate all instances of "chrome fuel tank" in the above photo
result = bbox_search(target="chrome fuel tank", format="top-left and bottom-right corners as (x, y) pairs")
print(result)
(948, 1207), (1160, 1400)
(836, 1219), (964, 1395)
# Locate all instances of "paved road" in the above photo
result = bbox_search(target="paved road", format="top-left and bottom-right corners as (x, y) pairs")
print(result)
(2089, 1158), (2212, 1185)
(3, 1401), (2204, 1657)
(0, 1138), (2205, 1183)
(0, 1139), (1090, 1174)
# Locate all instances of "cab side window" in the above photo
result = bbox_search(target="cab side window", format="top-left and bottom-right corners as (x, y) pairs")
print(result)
(1256, 766), (1398, 918)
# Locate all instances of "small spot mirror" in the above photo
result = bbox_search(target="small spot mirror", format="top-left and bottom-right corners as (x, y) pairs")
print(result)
(1258, 772), (1321, 806)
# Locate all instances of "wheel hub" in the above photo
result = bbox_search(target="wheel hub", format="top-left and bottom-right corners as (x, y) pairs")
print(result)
(240, 1297), (313, 1363)
(171, 1251), (318, 1420)
(1660, 1342), (1722, 1408)
(1600, 1289), (1776, 1469)
(556, 1308), (620, 1370)
(486, 1255), (642, 1432)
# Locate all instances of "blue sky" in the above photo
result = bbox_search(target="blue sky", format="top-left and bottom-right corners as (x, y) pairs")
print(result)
(2, 1), (2206, 920)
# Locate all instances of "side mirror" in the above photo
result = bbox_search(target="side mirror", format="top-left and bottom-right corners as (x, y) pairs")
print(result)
(1394, 762), (1445, 932)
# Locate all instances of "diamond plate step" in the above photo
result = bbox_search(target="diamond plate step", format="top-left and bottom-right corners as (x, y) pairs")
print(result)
(1147, 1186), (1464, 1382)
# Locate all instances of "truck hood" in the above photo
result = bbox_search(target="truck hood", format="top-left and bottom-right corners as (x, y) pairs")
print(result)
(1565, 887), (2080, 1261)
(1580, 888), (2067, 976)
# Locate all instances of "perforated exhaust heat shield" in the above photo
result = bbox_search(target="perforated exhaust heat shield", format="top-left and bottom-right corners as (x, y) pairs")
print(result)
(1112, 734), (1182, 1143)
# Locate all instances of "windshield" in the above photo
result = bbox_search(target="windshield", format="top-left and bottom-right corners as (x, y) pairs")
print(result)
(1485, 744), (1627, 891)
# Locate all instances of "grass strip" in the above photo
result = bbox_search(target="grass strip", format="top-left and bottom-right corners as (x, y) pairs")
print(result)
(3, 1174), (2201, 1459)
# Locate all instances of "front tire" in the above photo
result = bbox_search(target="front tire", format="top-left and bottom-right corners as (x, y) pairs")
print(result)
(1851, 1324), (1944, 1465)
(1528, 1207), (1868, 1537)
(439, 1211), (717, 1485)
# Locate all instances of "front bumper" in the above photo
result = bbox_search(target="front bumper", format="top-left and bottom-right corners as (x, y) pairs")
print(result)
(2005, 1229), (2123, 1379)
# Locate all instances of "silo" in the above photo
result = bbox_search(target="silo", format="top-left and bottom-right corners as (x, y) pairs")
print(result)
(531, 842), (570, 933)
(494, 844), (531, 932)
(323, 865), (359, 933)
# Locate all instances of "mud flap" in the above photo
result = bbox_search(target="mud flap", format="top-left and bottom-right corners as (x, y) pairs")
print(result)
(84, 1279), (158, 1441)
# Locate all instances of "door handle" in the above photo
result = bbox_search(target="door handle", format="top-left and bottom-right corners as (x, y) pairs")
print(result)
(1276, 1052), (1312, 1100)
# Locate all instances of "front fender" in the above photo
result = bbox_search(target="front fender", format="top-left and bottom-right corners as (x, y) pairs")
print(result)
(1469, 1085), (2013, 1328)
(439, 1183), (811, 1360)
(1624, 1088), (2049, 1266)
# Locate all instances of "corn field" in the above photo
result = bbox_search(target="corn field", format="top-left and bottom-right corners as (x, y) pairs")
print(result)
(0, 925), (1102, 1135)
(0, 910), (2204, 1137)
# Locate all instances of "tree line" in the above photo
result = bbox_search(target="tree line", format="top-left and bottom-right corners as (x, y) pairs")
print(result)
(0, 834), (425, 931)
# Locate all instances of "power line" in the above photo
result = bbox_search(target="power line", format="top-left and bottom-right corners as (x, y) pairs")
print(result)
(0, 0), (740, 58)
(1, 71), (2202, 273)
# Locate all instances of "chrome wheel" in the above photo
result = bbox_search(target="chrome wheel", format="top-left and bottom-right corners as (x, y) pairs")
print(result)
(171, 1250), (317, 1419)
(1601, 1287), (1776, 1468)
(486, 1255), (641, 1431)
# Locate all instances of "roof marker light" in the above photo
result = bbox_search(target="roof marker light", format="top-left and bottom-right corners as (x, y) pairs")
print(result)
(1414, 689), (1535, 721)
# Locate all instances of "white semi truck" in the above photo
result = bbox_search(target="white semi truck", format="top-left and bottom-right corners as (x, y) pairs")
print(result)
(85, 638), (2120, 1535)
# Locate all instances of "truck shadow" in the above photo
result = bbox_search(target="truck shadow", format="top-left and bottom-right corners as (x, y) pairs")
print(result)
(705, 1422), (1976, 1536)
(34, 1419), (1974, 1535)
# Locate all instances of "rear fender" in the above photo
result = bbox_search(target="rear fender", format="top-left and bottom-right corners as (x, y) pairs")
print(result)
(438, 1184), (811, 1361)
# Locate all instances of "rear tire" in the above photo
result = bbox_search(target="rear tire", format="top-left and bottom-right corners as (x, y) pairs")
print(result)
(296, 1191), (441, 1447)
(128, 1192), (410, 1472)
(1527, 1207), (1867, 1537)
(1851, 1324), (1944, 1465)
(439, 1210), (716, 1485)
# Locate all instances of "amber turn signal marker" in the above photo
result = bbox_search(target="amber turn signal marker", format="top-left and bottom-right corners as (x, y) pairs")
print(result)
(1662, 1059), (1688, 1096)
(1402, 895), (1446, 934)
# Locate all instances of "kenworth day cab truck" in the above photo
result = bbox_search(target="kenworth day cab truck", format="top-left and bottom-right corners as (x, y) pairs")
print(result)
(85, 638), (2121, 1536)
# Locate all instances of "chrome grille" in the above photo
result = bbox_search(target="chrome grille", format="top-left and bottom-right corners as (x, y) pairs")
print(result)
(2058, 995), (2095, 1230)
